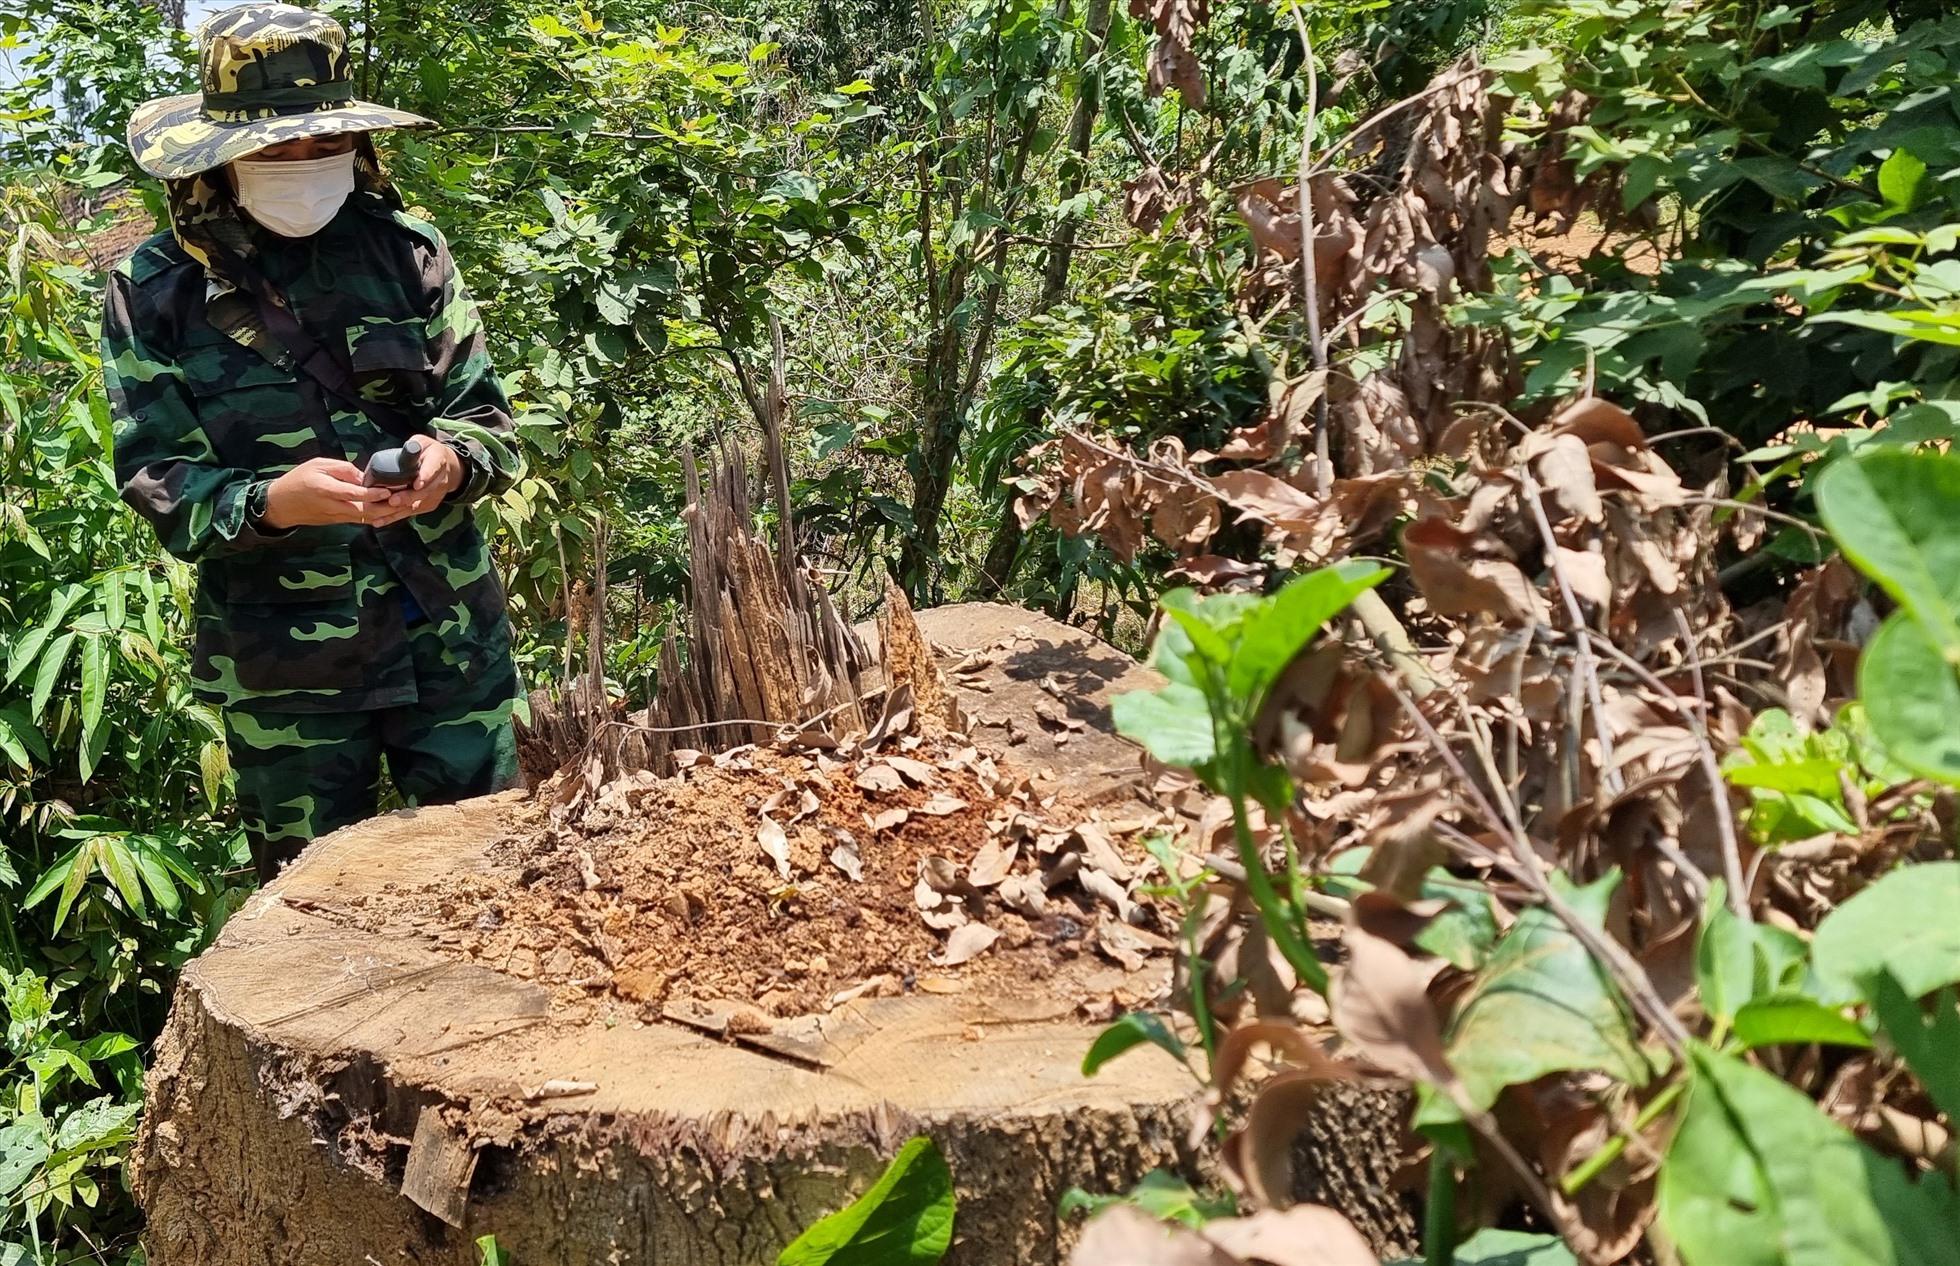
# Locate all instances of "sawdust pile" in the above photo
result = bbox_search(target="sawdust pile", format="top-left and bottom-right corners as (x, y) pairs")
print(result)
(345, 731), (1177, 1020)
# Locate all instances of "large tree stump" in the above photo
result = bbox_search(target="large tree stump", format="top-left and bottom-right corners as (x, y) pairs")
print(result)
(135, 605), (1211, 1265)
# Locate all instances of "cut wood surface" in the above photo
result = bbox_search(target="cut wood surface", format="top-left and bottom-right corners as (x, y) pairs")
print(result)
(135, 606), (1216, 1266)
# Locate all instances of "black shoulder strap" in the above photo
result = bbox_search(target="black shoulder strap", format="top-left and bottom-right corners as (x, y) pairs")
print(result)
(208, 242), (423, 445)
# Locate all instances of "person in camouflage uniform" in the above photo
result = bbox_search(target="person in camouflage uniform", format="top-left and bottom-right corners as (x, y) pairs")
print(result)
(105, 3), (524, 881)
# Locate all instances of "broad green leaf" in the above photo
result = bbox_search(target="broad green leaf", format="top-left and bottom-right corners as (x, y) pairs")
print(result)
(1855, 613), (1960, 784)
(29, 631), (75, 722)
(1111, 683), (1216, 769)
(51, 1097), (137, 1153)
(1813, 862), (1960, 1000)
(0, 1121), (51, 1198)
(1816, 448), (1960, 647)
(1731, 996), (1871, 1050)
(78, 636), (107, 783)
(1696, 884), (1810, 1023)
(1081, 1011), (1186, 1076)
(1658, 1043), (1960, 1266)
(1867, 973), (1960, 1127)
(1878, 148), (1928, 214)
(128, 839), (182, 917)
(1057, 1170), (1233, 1229)
(199, 740), (229, 812)
(777, 1136), (955, 1266)
(1442, 872), (1650, 1112)
(476, 1234), (509, 1266)
(51, 842), (96, 935)
(1226, 563), (1390, 707)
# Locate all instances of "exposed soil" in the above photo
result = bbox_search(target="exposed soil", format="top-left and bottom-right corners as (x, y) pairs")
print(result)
(337, 723), (1174, 1022)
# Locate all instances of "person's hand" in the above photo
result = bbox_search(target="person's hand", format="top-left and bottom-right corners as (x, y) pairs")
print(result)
(368, 438), (464, 529)
(262, 458), (390, 529)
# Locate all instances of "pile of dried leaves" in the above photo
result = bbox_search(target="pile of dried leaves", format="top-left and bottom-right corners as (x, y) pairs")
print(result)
(1009, 49), (1956, 1266)
(350, 669), (1179, 1022)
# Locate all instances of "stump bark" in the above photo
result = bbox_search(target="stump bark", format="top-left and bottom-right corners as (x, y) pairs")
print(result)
(135, 606), (1208, 1265)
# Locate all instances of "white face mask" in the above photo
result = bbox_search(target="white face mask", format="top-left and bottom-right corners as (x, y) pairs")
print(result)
(230, 150), (357, 238)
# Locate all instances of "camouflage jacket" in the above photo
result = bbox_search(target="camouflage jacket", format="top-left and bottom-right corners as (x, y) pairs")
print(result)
(103, 193), (523, 714)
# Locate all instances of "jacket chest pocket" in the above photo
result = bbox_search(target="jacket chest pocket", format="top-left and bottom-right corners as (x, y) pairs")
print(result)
(180, 345), (332, 470)
(346, 319), (435, 411)
(196, 548), (370, 693)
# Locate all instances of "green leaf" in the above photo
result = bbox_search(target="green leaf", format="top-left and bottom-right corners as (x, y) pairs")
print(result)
(1815, 449), (1960, 650)
(4, 584), (83, 688)
(78, 636), (107, 783)
(0, 707), (35, 770)
(1813, 862), (1960, 1001)
(1658, 1043), (1960, 1266)
(1058, 1170), (1233, 1229)
(1696, 884), (1810, 1023)
(1081, 1012), (1186, 1077)
(1878, 148), (1928, 214)
(1226, 563), (1390, 708)
(1111, 683), (1216, 770)
(777, 1136), (955, 1266)
(1867, 973), (1960, 1127)
(0, 1121), (51, 1199)
(1442, 872), (1650, 1112)
(92, 836), (146, 918)
(1731, 996), (1871, 1050)
(476, 1234), (509, 1266)
(1855, 613), (1960, 784)
(29, 631), (76, 723)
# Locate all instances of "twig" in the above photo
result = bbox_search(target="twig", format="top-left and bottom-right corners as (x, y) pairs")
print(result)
(1393, 680), (1691, 1051)
(1287, 2), (1333, 496)
(1200, 852), (1353, 918)
(1519, 466), (1624, 796)
(1673, 610), (1749, 917)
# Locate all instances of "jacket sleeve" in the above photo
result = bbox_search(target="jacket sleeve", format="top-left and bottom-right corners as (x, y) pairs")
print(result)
(104, 270), (293, 561)
(421, 228), (523, 505)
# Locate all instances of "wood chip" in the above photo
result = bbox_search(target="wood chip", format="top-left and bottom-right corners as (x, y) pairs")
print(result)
(916, 974), (966, 994)
(401, 1106), (477, 1228)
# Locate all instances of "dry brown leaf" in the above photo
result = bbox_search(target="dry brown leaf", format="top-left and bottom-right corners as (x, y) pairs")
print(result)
(1555, 544), (1613, 610)
(918, 794), (970, 816)
(1331, 896), (1453, 1086)
(1074, 822), (1135, 882)
(757, 815), (790, 880)
(885, 755), (939, 786)
(1403, 515), (1550, 623)
(1200, 1205), (1382, 1266)
(968, 839), (1019, 888)
(998, 872), (1048, 917)
(855, 763), (906, 793)
(933, 921), (1001, 967)
(867, 807), (910, 832)
(1069, 1206), (1232, 1266)
(829, 838), (863, 883)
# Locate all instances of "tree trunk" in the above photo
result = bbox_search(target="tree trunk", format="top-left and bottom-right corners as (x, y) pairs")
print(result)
(978, 0), (1113, 595)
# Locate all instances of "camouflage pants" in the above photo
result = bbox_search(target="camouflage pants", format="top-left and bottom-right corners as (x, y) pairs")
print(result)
(224, 622), (520, 883)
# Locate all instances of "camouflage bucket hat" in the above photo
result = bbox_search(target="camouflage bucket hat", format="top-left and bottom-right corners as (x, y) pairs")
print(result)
(127, 3), (433, 181)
